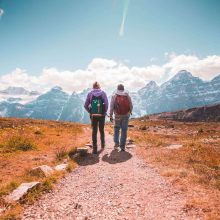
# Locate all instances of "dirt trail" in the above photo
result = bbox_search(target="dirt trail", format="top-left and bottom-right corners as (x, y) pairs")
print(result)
(22, 133), (200, 220)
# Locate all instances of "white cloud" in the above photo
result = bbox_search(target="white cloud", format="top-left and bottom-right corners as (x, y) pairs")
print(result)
(163, 54), (220, 80)
(0, 54), (220, 93)
(88, 58), (117, 70)
(0, 8), (4, 17)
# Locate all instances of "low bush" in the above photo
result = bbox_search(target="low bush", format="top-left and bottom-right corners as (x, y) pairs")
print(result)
(55, 147), (68, 161)
(2, 136), (36, 153)
(0, 181), (19, 197)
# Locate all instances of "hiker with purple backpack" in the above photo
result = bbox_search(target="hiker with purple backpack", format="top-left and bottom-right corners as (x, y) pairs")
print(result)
(84, 82), (108, 154)
(110, 84), (133, 151)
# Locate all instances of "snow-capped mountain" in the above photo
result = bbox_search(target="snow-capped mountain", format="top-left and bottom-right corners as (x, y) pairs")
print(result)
(136, 70), (220, 115)
(24, 86), (69, 120)
(0, 70), (219, 123)
(0, 86), (40, 104)
(0, 86), (90, 123)
(58, 92), (90, 123)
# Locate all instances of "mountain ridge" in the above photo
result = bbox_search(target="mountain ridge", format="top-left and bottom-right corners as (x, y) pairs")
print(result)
(0, 70), (219, 123)
(149, 103), (220, 122)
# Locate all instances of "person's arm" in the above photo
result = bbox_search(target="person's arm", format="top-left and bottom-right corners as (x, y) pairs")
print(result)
(102, 92), (109, 113)
(84, 93), (90, 113)
(110, 95), (115, 117)
(128, 94), (133, 114)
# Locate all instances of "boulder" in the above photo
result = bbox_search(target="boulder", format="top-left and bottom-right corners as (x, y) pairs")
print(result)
(54, 163), (68, 171)
(6, 182), (40, 202)
(31, 165), (54, 177)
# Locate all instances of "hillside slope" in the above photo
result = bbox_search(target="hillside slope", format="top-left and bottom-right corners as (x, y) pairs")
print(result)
(150, 103), (220, 122)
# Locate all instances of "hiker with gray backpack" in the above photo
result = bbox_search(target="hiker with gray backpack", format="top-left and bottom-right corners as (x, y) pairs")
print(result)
(84, 82), (108, 154)
(110, 84), (133, 152)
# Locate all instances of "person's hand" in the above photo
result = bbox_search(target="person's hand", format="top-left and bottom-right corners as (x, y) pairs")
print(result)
(110, 116), (113, 123)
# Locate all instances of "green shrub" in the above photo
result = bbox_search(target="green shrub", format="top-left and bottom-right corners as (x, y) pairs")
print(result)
(0, 181), (19, 197)
(55, 147), (68, 161)
(4, 136), (36, 153)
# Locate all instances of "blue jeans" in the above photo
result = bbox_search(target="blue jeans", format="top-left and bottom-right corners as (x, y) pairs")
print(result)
(114, 116), (129, 149)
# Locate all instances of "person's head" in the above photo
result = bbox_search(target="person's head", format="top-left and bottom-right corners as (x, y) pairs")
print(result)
(93, 81), (100, 89)
(117, 84), (124, 91)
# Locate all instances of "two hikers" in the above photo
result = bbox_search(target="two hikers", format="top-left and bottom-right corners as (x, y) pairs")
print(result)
(84, 82), (108, 154)
(84, 82), (133, 153)
(110, 84), (133, 151)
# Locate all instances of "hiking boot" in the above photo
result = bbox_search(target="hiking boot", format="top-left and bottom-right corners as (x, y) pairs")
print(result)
(120, 145), (125, 152)
(114, 144), (119, 150)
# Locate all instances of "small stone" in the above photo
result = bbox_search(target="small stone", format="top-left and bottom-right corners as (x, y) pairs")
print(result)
(166, 144), (183, 150)
(77, 147), (88, 156)
(54, 164), (68, 171)
(31, 165), (54, 177)
(6, 182), (40, 202)
(85, 144), (93, 148)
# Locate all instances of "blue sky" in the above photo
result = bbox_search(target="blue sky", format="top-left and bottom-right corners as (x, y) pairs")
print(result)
(0, 0), (220, 91)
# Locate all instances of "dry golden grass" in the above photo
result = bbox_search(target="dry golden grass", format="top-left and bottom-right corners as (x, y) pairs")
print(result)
(125, 119), (220, 219)
(0, 117), (89, 218)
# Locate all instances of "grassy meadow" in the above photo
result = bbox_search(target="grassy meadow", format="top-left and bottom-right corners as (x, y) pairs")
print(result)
(0, 117), (89, 219)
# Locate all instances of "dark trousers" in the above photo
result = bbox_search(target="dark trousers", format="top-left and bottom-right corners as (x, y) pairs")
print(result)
(91, 116), (105, 147)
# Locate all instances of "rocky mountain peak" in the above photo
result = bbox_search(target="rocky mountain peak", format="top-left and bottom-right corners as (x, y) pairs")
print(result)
(145, 81), (158, 88)
(211, 74), (220, 82)
(171, 70), (193, 81)
(51, 86), (63, 92)
(138, 81), (158, 97)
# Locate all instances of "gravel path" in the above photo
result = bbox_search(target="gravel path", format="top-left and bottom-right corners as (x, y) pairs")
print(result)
(22, 133), (200, 220)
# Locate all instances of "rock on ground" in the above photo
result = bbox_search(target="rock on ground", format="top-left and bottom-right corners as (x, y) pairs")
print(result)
(54, 164), (68, 171)
(6, 182), (40, 202)
(31, 165), (54, 177)
(166, 144), (183, 150)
